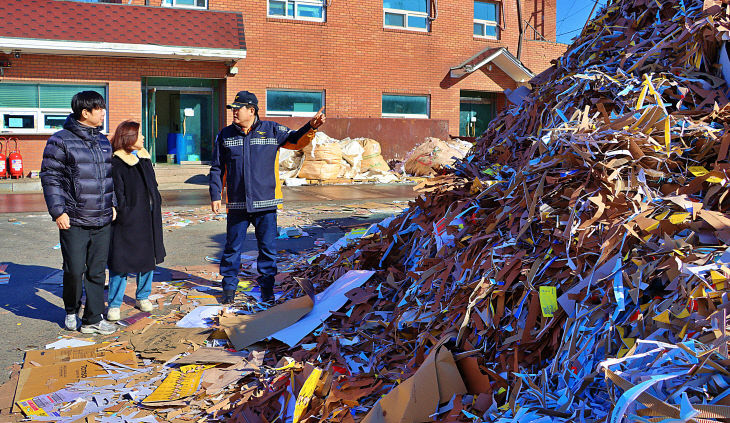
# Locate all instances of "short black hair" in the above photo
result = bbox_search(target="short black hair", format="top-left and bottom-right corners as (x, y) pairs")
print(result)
(71, 91), (106, 120)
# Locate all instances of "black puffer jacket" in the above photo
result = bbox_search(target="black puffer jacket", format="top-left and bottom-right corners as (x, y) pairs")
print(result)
(40, 115), (115, 227)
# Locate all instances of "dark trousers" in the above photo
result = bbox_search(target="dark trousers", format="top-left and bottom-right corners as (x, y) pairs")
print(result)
(59, 224), (111, 325)
(220, 210), (277, 292)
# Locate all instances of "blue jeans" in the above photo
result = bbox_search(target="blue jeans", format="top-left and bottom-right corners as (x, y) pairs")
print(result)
(108, 270), (153, 308)
(220, 210), (277, 292)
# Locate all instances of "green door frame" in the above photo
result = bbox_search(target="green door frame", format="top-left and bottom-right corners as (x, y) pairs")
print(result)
(459, 91), (497, 138)
(142, 87), (157, 162)
(141, 77), (222, 164)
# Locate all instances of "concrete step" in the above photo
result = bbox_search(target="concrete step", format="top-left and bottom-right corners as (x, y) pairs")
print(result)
(153, 164), (208, 174)
(0, 164), (212, 193)
(156, 175), (208, 185)
(0, 178), (41, 193)
(153, 164), (209, 185)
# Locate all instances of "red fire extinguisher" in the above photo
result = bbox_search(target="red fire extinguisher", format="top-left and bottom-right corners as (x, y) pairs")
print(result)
(7, 138), (23, 179)
(0, 137), (7, 179)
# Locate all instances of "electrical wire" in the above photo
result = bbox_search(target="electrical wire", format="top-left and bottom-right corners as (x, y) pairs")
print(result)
(556, 27), (584, 37)
(556, 0), (606, 40)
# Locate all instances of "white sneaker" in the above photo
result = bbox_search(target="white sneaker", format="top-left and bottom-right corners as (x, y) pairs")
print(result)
(64, 314), (79, 331)
(106, 307), (120, 321)
(80, 319), (117, 335)
(136, 299), (153, 312)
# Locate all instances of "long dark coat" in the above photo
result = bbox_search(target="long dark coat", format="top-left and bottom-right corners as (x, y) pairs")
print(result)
(108, 148), (165, 274)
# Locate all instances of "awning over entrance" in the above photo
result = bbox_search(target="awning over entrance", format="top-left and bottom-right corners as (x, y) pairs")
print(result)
(450, 47), (533, 83)
(0, 0), (246, 61)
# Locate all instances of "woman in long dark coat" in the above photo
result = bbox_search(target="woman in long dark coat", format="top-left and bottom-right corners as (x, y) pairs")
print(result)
(106, 120), (165, 321)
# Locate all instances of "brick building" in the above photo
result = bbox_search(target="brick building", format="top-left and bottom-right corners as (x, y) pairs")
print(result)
(0, 0), (565, 173)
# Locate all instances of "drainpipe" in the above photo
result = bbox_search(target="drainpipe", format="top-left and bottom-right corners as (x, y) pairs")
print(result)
(516, 0), (524, 60)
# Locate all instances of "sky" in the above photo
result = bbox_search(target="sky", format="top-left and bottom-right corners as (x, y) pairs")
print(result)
(555, 0), (609, 44)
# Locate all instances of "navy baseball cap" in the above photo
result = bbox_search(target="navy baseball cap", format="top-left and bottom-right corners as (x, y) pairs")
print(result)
(227, 91), (258, 109)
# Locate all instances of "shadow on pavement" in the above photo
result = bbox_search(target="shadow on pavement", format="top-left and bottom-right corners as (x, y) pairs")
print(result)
(184, 175), (208, 185)
(204, 214), (390, 259)
(0, 263), (65, 327)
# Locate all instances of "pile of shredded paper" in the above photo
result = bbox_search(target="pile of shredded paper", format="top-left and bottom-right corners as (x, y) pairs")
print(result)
(282, 0), (730, 421)
(9, 0), (730, 421)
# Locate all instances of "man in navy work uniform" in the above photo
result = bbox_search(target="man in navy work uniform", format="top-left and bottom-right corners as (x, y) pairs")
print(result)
(40, 91), (118, 335)
(209, 91), (325, 304)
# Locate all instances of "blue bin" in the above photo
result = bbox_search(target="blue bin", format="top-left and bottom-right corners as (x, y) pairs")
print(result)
(176, 134), (194, 163)
(167, 133), (182, 156)
(167, 133), (195, 163)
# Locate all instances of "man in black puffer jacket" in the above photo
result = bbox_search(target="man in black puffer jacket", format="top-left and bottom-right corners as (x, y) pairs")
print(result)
(40, 91), (118, 335)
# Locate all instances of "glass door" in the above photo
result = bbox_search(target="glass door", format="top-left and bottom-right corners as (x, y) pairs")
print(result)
(179, 92), (213, 163)
(142, 77), (220, 164)
(459, 91), (496, 137)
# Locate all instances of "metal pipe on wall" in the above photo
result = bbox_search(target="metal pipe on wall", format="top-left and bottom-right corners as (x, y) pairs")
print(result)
(516, 0), (524, 60)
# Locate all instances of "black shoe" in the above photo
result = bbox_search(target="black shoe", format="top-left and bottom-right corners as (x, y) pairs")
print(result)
(260, 292), (274, 303)
(222, 290), (236, 304)
(260, 286), (274, 303)
(258, 276), (275, 304)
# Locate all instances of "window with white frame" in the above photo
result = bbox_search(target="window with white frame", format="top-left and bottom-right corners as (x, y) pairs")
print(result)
(382, 94), (429, 118)
(268, 0), (325, 21)
(161, 0), (207, 9)
(474, 1), (499, 39)
(0, 84), (107, 134)
(266, 90), (324, 117)
(383, 0), (429, 31)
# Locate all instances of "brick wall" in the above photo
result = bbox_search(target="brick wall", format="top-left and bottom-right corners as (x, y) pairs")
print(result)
(274, 117), (450, 159)
(213, 0), (565, 133)
(2, 0), (566, 173)
(1, 54), (227, 173)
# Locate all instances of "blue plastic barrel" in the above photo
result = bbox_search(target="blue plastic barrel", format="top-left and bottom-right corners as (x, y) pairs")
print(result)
(176, 136), (185, 163)
(167, 133), (180, 156)
(176, 134), (195, 163)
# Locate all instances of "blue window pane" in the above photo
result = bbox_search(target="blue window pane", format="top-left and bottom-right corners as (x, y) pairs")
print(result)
(484, 24), (497, 37)
(268, 90), (323, 113)
(384, 12), (405, 27)
(288, 2), (294, 16)
(44, 115), (67, 130)
(474, 23), (484, 36)
(3, 114), (34, 129)
(407, 15), (427, 28)
(269, 0), (286, 15)
(298, 4), (323, 18)
(383, 0), (427, 13)
(382, 95), (428, 116)
(475, 1), (496, 21)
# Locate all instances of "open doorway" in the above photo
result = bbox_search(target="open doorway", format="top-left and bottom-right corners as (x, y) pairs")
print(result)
(459, 90), (496, 138)
(142, 78), (221, 164)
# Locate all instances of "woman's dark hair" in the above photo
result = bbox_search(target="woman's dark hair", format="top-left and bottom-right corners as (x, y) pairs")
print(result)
(71, 91), (106, 120)
(110, 120), (141, 153)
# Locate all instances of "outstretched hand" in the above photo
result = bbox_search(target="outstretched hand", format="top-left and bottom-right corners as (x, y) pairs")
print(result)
(310, 106), (326, 129)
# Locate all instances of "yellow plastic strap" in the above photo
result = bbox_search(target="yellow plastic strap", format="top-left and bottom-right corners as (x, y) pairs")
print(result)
(636, 79), (649, 110)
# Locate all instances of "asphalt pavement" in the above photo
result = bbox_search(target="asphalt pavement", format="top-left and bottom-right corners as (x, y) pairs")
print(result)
(0, 184), (417, 381)
(0, 184), (416, 213)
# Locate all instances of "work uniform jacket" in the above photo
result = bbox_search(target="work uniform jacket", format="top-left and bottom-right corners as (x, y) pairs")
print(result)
(108, 148), (165, 274)
(40, 115), (116, 227)
(209, 118), (316, 212)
